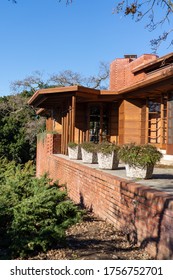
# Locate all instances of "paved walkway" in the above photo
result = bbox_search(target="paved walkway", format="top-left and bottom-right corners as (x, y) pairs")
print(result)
(57, 154), (173, 194)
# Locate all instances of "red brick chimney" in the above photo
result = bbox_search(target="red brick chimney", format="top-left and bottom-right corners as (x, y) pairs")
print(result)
(109, 54), (158, 91)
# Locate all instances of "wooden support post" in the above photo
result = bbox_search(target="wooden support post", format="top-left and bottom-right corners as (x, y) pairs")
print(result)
(77, 128), (79, 144)
(80, 130), (83, 144)
(71, 95), (76, 142)
(69, 103), (72, 142)
(61, 115), (64, 154)
(160, 94), (164, 147)
(86, 105), (90, 142)
(65, 108), (69, 154)
(145, 98), (149, 144)
(99, 104), (103, 142)
(64, 114), (67, 155)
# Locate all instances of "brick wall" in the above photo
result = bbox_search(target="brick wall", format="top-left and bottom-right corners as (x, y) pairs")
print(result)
(36, 133), (173, 259)
(36, 133), (61, 177)
(110, 54), (157, 91)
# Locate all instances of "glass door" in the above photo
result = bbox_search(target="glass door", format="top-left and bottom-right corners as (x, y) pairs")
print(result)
(89, 104), (109, 143)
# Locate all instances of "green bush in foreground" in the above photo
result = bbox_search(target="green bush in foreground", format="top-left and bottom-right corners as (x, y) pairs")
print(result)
(0, 158), (82, 258)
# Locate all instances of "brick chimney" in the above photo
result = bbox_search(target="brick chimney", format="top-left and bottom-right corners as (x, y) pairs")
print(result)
(109, 54), (157, 91)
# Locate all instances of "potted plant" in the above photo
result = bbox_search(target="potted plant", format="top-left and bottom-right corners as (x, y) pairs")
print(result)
(68, 142), (81, 160)
(118, 143), (163, 179)
(97, 141), (119, 169)
(80, 142), (98, 164)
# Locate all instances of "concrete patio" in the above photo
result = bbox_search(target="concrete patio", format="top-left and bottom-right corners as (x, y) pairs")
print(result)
(57, 154), (173, 194)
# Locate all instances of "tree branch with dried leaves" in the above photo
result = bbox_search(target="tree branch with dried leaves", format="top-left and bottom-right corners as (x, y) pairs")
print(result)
(115, 0), (173, 52)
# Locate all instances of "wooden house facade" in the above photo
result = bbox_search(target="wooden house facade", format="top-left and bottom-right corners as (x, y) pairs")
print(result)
(28, 52), (173, 155)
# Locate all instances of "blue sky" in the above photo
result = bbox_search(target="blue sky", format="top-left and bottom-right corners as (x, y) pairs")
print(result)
(0, 0), (172, 96)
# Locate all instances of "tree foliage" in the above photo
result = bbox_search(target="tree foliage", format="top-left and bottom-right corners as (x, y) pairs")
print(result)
(1, 66), (109, 164)
(49, 61), (109, 89)
(0, 93), (45, 163)
(11, 62), (109, 93)
(0, 159), (82, 258)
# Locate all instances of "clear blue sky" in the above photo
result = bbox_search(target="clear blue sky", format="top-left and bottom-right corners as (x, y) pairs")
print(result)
(0, 0), (172, 96)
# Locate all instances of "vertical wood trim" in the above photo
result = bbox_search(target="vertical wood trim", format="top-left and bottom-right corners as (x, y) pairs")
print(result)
(86, 104), (90, 142)
(78, 128), (80, 144)
(69, 102), (72, 142)
(80, 130), (83, 144)
(71, 95), (76, 142)
(64, 114), (66, 155)
(99, 104), (103, 142)
(160, 94), (164, 147)
(61, 115), (64, 154)
(145, 98), (149, 144)
(65, 108), (69, 154)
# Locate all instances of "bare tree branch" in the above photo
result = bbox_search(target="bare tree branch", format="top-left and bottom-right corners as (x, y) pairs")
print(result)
(115, 0), (173, 52)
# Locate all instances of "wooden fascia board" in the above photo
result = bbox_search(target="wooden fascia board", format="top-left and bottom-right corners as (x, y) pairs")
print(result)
(28, 85), (99, 106)
(28, 86), (78, 106)
(118, 66), (173, 96)
(76, 92), (99, 100)
(77, 86), (100, 95)
(132, 52), (173, 74)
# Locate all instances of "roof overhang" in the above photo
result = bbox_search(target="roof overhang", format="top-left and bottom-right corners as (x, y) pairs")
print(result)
(132, 52), (173, 74)
(28, 62), (173, 113)
(28, 85), (101, 109)
(101, 64), (173, 100)
(118, 64), (173, 98)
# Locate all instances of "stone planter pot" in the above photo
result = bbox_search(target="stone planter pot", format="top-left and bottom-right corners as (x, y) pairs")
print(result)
(98, 151), (119, 169)
(125, 164), (154, 179)
(81, 148), (98, 164)
(68, 146), (81, 160)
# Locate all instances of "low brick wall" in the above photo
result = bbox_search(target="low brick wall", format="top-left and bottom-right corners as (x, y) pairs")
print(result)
(36, 133), (61, 177)
(36, 134), (173, 259)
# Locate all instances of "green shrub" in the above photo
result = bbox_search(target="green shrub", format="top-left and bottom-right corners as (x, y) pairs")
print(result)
(118, 143), (163, 168)
(97, 141), (120, 155)
(80, 142), (97, 153)
(0, 158), (83, 258)
(67, 142), (78, 149)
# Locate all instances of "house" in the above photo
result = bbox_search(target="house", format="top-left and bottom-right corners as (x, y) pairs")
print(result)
(28, 52), (173, 156)
(28, 52), (173, 259)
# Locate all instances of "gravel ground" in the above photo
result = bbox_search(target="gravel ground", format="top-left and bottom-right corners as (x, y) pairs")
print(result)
(27, 212), (152, 260)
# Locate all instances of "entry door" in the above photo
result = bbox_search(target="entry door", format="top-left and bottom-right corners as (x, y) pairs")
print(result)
(89, 105), (109, 143)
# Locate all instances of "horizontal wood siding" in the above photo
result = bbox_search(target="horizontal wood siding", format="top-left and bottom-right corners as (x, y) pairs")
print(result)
(119, 99), (146, 145)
